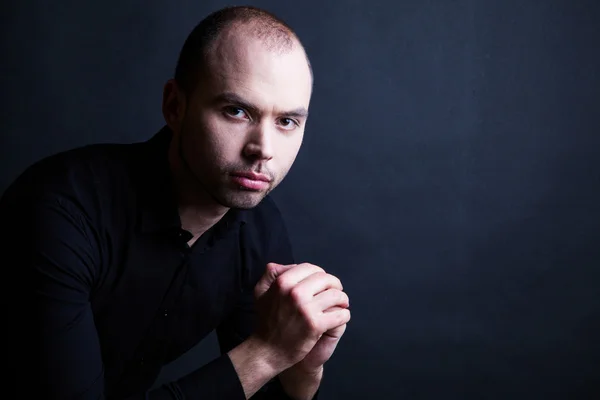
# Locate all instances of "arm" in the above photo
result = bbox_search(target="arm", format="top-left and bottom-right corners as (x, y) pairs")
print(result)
(215, 216), (300, 399)
(153, 203), (348, 400)
(220, 294), (322, 400)
(1, 192), (272, 400)
(2, 195), (106, 399)
(215, 215), (321, 400)
(217, 290), (294, 399)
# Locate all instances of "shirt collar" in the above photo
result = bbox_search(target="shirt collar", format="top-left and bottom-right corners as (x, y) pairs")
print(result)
(135, 126), (247, 235)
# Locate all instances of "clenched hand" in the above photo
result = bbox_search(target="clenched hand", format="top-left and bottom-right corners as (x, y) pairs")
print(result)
(252, 262), (351, 373)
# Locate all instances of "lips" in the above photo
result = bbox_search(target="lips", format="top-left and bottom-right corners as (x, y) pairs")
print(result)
(230, 171), (272, 190)
(231, 171), (272, 182)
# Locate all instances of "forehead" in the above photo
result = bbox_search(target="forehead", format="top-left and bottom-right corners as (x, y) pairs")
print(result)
(201, 32), (312, 112)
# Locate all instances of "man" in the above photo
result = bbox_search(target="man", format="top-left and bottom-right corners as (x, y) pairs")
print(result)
(1, 5), (350, 400)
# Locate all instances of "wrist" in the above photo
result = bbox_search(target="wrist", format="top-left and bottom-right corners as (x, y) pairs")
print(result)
(279, 364), (323, 400)
(288, 363), (324, 378)
(227, 335), (284, 398)
(248, 334), (297, 373)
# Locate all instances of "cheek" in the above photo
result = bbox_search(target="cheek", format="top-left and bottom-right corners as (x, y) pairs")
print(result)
(189, 114), (243, 164)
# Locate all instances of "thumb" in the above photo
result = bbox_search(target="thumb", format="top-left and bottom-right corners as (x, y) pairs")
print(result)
(254, 262), (296, 298)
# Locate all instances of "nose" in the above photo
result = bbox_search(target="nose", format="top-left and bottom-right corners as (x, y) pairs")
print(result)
(243, 121), (274, 161)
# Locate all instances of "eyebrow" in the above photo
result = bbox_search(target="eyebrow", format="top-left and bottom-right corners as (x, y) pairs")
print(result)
(213, 92), (309, 119)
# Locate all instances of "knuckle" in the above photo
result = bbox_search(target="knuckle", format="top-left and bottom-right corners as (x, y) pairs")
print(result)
(274, 276), (290, 292)
(307, 316), (320, 333)
(338, 291), (349, 305)
(289, 286), (304, 304)
(302, 263), (324, 274)
(314, 271), (328, 280)
(334, 276), (343, 288)
(322, 272), (340, 286)
(326, 274), (342, 288)
(300, 307), (319, 331)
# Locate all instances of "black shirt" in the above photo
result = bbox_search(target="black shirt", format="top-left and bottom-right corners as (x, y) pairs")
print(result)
(1, 127), (303, 399)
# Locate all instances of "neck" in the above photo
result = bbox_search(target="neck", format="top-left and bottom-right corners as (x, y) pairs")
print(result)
(167, 131), (228, 238)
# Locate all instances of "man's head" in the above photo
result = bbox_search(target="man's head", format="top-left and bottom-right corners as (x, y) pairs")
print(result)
(162, 6), (313, 210)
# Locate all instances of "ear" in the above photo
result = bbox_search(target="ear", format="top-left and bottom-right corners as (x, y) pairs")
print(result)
(162, 79), (186, 133)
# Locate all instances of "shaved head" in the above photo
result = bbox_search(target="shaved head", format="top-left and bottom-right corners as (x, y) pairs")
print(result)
(175, 6), (312, 96)
(162, 5), (313, 212)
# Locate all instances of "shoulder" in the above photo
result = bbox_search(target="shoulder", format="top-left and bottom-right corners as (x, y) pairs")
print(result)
(1, 141), (141, 226)
(4, 141), (133, 192)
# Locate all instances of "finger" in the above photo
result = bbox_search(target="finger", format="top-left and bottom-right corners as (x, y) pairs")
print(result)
(318, 308), (351, 332)
(324, 305), (347, 313)
(290, 273), (343, 304)
(323, 306), (350, 335)
(311, 289), (349, 311)
(298, 271), (343, 293)
(254, 262), (296, 298)
(322, 322), (347, 339)
(273, 263), (325, 293)
(265, 262), (297, 284)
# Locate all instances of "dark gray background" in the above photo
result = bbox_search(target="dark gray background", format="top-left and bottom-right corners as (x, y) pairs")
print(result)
(2, 0), (599, 398)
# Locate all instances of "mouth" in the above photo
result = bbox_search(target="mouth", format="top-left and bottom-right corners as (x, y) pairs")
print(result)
(230, 171), (272, 191)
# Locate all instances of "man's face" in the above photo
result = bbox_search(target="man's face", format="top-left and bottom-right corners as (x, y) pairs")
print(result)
(177, 32), (312, 209)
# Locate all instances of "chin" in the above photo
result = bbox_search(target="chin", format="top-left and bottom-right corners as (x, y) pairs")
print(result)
(218, 190), (267, 210)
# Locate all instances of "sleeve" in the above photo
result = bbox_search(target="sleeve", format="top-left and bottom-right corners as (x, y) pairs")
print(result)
(147, 356), (248, 399)
(214, 206), (319, 400)
(1, 189), (275, 400)
(1, 194), (106, 400)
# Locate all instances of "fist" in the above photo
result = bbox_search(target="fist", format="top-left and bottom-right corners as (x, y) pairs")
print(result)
(252, 262), (351, 372)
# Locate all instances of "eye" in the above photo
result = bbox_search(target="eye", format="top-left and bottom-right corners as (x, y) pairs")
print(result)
(223, 106), (249, 120)
(278, 117), (299, 130)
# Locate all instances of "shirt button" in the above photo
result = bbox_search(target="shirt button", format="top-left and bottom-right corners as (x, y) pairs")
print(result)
(140, 358), (144, 365)
(163, 310), (168, 317)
